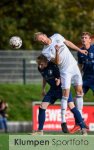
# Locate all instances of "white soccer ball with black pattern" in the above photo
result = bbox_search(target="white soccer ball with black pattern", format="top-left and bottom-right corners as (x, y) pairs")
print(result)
(9, 36), (22, 49)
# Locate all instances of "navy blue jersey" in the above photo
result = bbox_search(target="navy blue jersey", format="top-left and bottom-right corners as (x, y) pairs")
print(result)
(78, 44), (94, 77)
(38, 62), (73, 104)
(38, 62), (61, 89)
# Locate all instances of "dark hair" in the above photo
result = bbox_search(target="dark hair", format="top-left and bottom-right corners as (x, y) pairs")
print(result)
(36, 54), (48, 63)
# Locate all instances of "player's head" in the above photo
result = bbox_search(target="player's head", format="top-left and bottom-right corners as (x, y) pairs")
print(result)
(81, 32), (91, 46)
(36, 54), (48, 70)
(34, 32), (51, 45)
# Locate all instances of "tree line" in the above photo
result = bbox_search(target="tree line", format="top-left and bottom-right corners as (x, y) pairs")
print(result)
(0, 0), (94, 50)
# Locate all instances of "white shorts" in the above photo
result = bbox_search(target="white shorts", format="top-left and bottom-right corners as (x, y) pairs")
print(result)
(60, 65), (83, 89)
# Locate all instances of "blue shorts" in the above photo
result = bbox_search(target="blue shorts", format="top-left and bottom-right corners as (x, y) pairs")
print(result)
(83, 76), (94, 94)
(42, 88), (73, 104)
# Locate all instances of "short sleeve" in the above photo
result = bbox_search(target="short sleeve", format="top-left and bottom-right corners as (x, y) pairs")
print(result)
(59, 34), (65, 42)
(42, 51), (52, 61)
(55, 33), (65, 43)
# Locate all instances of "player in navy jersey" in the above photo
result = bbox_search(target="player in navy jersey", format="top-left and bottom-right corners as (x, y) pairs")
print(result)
(32, 54), (87, 135)
(78, 32), (94, 95)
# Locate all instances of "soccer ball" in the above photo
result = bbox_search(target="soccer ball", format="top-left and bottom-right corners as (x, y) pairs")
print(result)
(9, 36), (22, 49)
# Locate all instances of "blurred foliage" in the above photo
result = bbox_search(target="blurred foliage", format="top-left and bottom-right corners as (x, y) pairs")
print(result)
(0, 0), (94, 50)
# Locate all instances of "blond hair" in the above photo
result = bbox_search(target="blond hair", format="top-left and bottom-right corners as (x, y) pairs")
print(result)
(34, 32), (46, 41)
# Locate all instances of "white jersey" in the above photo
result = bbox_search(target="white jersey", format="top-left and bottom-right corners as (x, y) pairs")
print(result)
(42, 33), (77, 71)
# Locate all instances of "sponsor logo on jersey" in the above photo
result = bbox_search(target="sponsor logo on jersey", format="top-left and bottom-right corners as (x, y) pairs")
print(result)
(89, 53), (94, 58)
(48, 69), (53, 75)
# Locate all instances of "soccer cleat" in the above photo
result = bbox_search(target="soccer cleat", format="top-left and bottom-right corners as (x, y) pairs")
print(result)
(81, 128), (87, 136)
(61, 123), (69, 133)
(83, 122), (89, 129)
(29, 130), (43, 135)
(70, 125), (80, 134)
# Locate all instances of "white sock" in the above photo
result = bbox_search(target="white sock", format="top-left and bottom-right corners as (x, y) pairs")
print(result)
(61, 96), (68, 123)
(75, 95), (83, 117)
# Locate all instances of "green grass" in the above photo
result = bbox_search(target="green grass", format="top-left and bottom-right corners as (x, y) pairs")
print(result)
(0, 84), (49, 121)
(0, 84), (93, 121)
(0, 134), (9, 150)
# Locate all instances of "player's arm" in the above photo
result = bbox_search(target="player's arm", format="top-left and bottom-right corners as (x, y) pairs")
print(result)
(42, 78), (47, 96)
(52, 45), (60, 65)
(64, 39), (88, 55)
(55, 78), (61, 86)
(53, 63), (61, 86)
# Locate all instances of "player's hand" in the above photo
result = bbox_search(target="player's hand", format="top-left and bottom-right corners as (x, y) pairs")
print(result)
(55, 78), (60, 86)
(80, 50), (88, 55)
(55, 45), (60, 51)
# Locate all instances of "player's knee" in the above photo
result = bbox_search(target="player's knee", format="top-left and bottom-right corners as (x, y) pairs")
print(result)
(76, 89), (83, 96)
(75, 85), (83, 95)
(76, 93), (83, 97)
(40, 102), (49, 109)
(62, 89), (70, 97)
(68, 102), (75, 109)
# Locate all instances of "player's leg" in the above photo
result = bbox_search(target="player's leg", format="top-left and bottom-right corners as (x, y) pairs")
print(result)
(60, 88), (70, 133)
(31, 102), (49, 135)
(82, 78), (93, 129)
(61, 89), (70, 121)
(38, 102), (49, 133)
(35, 89), (56, 135)
(73, 69), (88, 130)
(68, 94), (80, 133)
(82, 79), (89, 95)
(68, 101), (87, 135)
(60, 72), (71, 133)
(74, 85), (83, 116)
(83, 75), (94, 95)
(73, 66), (84, 117)
(74, 85), (89, 130)
(31, 103), (48, 135)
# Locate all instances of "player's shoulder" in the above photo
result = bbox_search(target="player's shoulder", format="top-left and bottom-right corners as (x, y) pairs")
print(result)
(90, 44), (94, 49)
(48, 61), (58, 69)
(48, 61), (55, 66)
(50, 33), (63, 39)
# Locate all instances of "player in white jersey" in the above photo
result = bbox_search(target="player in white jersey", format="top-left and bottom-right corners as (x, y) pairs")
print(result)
(34, 32), (88, 133)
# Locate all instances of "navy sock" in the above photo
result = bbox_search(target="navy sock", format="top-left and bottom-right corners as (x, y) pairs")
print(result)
(38, 107), (46, 130)
(71, 107), (85, 129)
